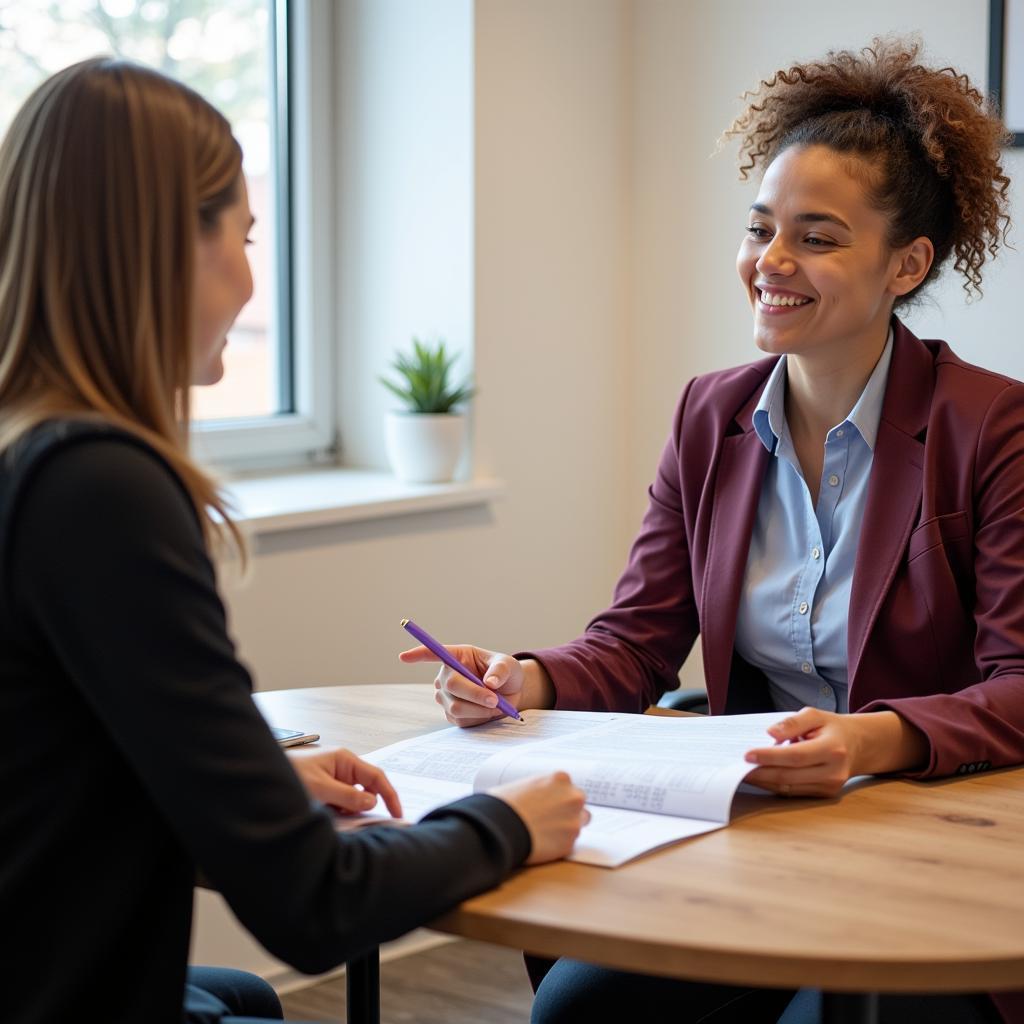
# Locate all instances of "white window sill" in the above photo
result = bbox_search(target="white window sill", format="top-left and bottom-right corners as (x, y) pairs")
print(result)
(223, 468), (504, 535)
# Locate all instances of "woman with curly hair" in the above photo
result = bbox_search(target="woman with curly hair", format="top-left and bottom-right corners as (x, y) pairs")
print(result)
(411, 39), (1023, 1024)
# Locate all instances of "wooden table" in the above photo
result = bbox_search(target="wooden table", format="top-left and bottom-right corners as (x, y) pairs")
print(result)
(255, 684), (1024, 1024)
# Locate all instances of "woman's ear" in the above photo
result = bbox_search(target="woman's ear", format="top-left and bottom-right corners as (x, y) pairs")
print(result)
(889, 236), (935, 297)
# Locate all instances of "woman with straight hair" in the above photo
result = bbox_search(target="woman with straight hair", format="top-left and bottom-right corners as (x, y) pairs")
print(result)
(0, 58), (588, 1024)
(412, 39), (1024, 1024)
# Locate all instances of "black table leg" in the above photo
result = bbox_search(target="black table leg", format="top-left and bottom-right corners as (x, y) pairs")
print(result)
(822, 992), (879, 1024)
(345, 948), (380, 1024)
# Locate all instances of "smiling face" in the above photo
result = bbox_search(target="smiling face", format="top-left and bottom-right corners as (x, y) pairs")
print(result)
(736, 144), (916, 369)
(191, 176), (255, 387)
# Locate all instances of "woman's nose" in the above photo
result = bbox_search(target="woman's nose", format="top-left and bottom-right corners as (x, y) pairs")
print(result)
(756, 235), (796, 276)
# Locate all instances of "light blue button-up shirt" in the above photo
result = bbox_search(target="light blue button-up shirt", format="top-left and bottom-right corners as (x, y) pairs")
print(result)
(732, 332), (893, 714)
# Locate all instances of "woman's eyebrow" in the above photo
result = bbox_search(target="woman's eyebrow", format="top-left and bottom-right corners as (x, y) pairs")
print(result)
(749, 202), (851, 231)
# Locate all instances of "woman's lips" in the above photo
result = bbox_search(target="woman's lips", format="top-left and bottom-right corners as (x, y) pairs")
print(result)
(756, 287), (814, 315)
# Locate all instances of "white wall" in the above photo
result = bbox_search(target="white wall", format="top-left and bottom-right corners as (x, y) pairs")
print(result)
(334, 0), (475, 472)
(472, 0), (632, 639)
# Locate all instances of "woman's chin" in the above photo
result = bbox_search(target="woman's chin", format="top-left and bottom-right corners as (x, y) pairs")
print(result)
(752, 318), (807, 356)
(752, 330), (789, 356)
(192, 359), (225, 388)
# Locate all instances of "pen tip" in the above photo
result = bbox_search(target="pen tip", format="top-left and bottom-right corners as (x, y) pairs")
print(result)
(399, 618), (409, 627)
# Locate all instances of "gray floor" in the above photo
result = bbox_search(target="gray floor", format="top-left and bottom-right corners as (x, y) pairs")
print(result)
(280, 939), (535, 1023)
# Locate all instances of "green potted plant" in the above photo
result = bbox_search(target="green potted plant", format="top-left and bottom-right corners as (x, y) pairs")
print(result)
(379, 337), (476, 483)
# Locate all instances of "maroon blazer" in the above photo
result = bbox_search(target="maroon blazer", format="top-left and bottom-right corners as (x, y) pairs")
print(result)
(527, 320), (1024, 1021)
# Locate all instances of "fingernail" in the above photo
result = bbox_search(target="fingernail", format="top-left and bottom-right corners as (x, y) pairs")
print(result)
(485, 694), (498, 707)
(484, 675), (500, 688)
(362, 795), (375, 809)
(745, 753), (758, 763)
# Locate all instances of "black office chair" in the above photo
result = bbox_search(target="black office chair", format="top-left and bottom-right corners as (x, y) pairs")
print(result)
(657, 687), (710, 715)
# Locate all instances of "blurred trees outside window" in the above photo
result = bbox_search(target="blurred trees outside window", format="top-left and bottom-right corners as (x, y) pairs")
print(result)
(0, 0), (284, 421)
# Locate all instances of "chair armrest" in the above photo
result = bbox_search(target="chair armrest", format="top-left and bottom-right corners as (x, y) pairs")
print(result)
(656, 688), (709, 715)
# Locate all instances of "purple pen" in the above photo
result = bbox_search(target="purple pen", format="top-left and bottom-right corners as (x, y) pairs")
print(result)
(401, 618), (525, 723)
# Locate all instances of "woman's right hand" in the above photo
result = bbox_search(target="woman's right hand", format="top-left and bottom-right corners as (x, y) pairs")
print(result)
(399, 643), (528, 727)
(490, 772), (590, 864)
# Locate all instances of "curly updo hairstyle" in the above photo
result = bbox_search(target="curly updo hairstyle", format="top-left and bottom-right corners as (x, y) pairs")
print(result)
(724, 38), (1012, 304)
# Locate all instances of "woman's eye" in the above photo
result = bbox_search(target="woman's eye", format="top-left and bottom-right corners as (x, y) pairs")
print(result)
(805, 236), (835, 247)
(745, 226), (771, 240)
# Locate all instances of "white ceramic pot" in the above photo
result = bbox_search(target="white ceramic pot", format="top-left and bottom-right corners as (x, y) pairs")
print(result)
(385, 411), (467, 483)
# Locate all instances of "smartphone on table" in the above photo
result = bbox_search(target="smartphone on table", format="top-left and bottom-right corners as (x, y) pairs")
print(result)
(271, 726), (320, 748)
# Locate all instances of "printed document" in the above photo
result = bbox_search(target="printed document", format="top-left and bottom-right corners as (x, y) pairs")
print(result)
(355, 710), (788, 867)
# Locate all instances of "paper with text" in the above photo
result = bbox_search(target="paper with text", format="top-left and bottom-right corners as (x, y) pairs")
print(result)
(351, 709), (789, 866)
(474, 712), (789, 824)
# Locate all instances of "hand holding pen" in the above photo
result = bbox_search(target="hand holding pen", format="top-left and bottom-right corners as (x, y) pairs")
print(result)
(399, 619), (527, 726)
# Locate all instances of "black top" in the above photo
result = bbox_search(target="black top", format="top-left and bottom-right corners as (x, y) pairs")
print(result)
(0, 422), (530, 1024)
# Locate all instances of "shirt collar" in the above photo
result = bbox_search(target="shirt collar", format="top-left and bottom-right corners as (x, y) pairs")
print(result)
(752, 327), (894, 454)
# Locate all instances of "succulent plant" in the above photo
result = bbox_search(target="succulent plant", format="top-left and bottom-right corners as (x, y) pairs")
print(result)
(379, 337), (476, 414)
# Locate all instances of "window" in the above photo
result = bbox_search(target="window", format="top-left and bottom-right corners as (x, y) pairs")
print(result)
(0, 0), (334, 467)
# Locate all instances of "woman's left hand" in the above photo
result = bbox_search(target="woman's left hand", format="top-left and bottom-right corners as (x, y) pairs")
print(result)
(744, 707), (930, 798)
(288, 747), (403, 817)
(743, 708), (866, 798)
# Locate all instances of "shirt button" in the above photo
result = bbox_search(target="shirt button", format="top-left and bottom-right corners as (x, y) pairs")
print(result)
(820, 685), (831, 696)
(798, 602), (809, 614)
(828, 474), (840, 487)
(835, 429), (845, 439)
(801, 662), (812, 674)
(811, 547), (821, 560)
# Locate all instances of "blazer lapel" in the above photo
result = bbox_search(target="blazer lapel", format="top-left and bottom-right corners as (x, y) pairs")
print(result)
(847, 321), (932, 693)
(701, 396), (770, 715)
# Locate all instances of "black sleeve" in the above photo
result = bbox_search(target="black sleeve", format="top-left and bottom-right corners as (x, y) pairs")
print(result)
(12, 437), (530, 973)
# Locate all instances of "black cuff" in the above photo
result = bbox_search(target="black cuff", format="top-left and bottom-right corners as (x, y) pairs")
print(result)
(424, 793), (532, 868)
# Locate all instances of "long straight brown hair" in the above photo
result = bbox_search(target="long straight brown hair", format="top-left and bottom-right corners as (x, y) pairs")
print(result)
(0, 57), (244, 555)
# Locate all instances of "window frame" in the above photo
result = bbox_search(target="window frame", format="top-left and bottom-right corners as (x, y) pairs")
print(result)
(192, 0), (336, 469)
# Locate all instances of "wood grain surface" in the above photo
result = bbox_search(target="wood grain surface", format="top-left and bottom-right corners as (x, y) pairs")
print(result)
(280, 939), (533, 1023)
(256, 684), (1024, 994)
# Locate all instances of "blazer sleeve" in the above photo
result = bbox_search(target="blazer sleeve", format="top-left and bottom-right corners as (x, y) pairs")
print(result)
(520, 380), (702, 712)
(861, 382), (1024, 778)
(12, 437), (530, 974)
